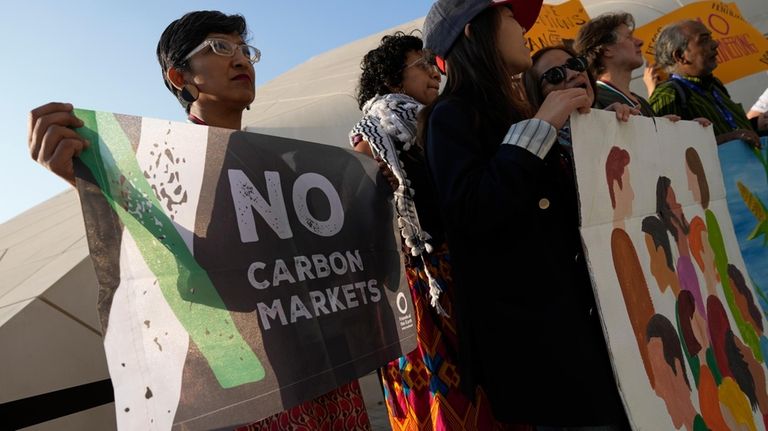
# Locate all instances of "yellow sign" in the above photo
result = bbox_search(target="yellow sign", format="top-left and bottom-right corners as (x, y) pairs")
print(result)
(526, 0), (590, 53)
(634, 1), (768, 84)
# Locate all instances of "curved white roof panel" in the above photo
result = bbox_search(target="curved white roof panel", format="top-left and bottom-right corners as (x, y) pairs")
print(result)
(244, 2), (767, 145)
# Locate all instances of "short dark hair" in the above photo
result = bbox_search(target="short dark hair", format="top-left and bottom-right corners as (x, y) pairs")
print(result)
(356, 32), (424, 110)
(641, 215), (674, 272)
(725, 329), (758, 408)
(728, 264), (763, 333)
(656, 176), (688, 241)
(646, 313), (690, 390)
(676, 290), (701, 356)
(522, 45), (597, 110)
(156, 10), (248, 112)
(574, 12), (635, 76)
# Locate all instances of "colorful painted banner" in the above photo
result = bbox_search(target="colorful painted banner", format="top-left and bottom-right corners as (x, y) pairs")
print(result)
(718, 137), (768, 312)
(634, 1), (768, 84)
(73, 110), (416, 430)
(526, 0), (589, 53)
(572, 112), (768, 430)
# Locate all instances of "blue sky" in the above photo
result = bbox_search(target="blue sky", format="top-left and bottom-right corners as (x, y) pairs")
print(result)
(0, 0), (433, 223)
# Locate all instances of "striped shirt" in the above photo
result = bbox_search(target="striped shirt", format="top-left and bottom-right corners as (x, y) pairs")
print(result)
(649, 74), (753, 136)
(502, 118), (557, 159)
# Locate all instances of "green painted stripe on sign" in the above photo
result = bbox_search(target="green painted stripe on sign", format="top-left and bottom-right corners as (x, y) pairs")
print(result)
(76, 109), (265, 388)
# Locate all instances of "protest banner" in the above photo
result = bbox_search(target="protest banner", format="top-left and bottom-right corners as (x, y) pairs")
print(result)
(718, 137), (768, 311)
(72, 110), (416, 430)
(526, 0), (589, 53)
(634, 1), (768, 84)
(572, 111), (768, 430)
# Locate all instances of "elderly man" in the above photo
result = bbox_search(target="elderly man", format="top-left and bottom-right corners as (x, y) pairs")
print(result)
(649, 20), (764, 146)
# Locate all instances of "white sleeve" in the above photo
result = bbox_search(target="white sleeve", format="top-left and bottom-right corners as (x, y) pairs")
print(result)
(501, 118), (557, 159)
(751, 88), (768, 113)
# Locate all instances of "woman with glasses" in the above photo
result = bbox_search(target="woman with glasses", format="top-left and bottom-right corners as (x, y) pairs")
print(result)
(27, 10), (370, 431)
(350, 31), (516, 430)
(419, 0), (629, 428)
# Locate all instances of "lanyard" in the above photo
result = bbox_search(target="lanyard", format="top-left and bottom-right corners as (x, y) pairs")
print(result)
(671, 75), (737, 129)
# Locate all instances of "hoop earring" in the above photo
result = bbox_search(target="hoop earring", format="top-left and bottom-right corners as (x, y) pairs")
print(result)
(180, 84), (199, 103)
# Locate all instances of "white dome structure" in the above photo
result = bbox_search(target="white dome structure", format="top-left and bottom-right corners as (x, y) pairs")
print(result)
(243, 1), (767, 146)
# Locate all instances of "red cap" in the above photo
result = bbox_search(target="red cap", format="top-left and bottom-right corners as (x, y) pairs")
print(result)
(492, 0), (543, 33)
(430, 0), (543, 74)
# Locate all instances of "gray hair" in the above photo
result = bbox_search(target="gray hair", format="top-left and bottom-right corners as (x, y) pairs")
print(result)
(654, 20), (697, 73)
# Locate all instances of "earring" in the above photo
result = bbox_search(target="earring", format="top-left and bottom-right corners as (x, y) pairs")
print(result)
(180, 84), (199, 103)
(246, 105), (251, 111)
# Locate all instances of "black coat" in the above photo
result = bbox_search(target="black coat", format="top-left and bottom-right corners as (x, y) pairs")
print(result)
(424, 99), (627, 427)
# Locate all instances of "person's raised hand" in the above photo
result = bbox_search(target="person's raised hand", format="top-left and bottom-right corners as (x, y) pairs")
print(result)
(534, 88), (591, 130)
(28, 102), (89, 186)
(643, 63), (661, 96)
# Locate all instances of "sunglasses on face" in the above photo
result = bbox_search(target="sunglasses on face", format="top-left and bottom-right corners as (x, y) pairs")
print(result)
(539, 56), (588, 86)
(184, 38), (262, 64)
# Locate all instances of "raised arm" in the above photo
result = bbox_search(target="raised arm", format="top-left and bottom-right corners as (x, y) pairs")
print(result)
(27, 102), (89, 186)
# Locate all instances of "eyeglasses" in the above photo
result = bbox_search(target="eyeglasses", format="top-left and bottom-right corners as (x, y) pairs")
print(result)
(403, 55), (438, 73)
(184, 38), (261, 64)
(539, 56), (588, 86)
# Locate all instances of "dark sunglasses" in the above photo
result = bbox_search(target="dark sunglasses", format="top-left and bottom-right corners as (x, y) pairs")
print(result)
(539, 56), (588, 85)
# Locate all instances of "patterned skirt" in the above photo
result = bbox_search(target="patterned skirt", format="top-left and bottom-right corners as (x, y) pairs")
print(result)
(235, 380), (371, 430)
(383, 244), (529, 431)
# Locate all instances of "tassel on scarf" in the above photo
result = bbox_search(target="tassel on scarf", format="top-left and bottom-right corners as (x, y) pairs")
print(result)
(350, 93), (446, 312)
(422, 256), (449, 317)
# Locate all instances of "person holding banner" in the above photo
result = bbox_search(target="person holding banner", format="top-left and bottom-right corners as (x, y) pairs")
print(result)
(523, 45), (638, 123)
(574, 13), (713, 126)
(27, 10), (371, 431)
(649, 20), (765, 147)
(419, 0), (629, 428)
(350, 31), (517, 430)
(573, 12), (656, 116)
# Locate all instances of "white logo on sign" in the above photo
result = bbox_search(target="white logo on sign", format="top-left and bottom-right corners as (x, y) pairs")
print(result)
(396, 292), (408, 314)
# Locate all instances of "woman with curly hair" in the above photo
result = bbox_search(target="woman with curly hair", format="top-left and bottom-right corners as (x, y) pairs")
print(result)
(350, 32), (517, 430)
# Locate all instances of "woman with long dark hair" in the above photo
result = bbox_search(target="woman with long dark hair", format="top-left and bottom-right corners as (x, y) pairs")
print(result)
(419, 0), (628, 428)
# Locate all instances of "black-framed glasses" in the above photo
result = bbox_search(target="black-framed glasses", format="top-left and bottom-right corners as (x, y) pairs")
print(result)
(539, 56), (588, 86)
(184, 38), (261, 64)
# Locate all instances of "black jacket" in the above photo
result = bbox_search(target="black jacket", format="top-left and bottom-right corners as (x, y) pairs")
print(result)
(424, 98), (627, 426)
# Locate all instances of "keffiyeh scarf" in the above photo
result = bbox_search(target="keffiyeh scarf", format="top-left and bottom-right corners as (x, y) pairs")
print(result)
(350, 93), (447, 315)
